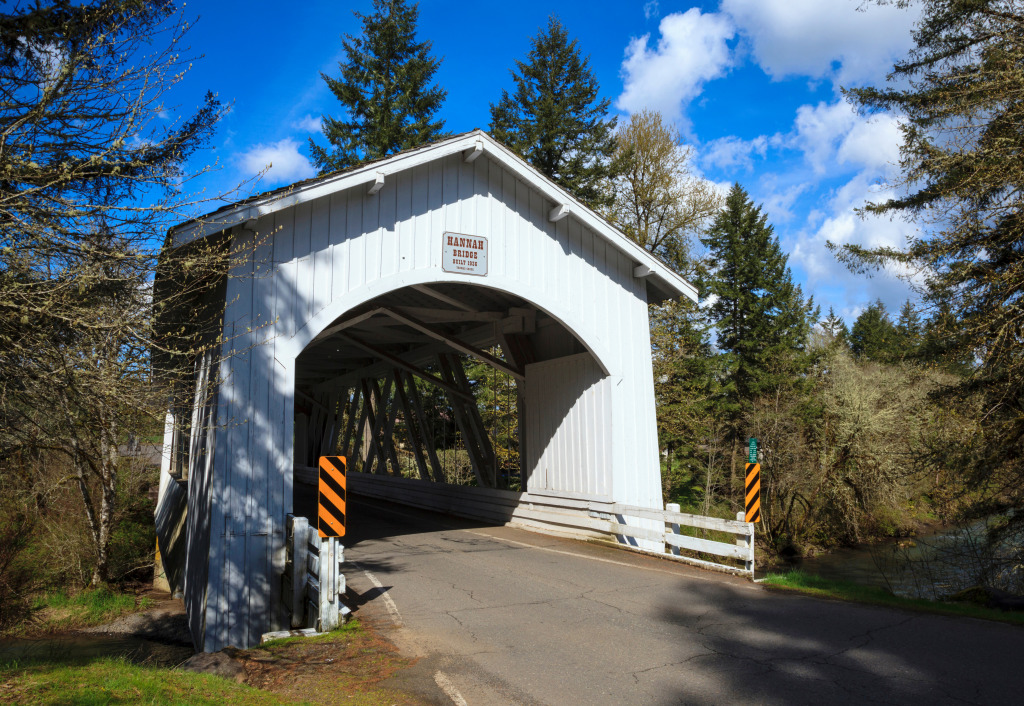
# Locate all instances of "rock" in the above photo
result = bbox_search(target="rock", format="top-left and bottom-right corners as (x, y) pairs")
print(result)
(949, 585), (1024, 611)
(180, 650), (247, 683)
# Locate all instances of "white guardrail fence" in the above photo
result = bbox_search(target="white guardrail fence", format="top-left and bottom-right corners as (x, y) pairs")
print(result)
(279, 514), (350, 634)
(592, 503), (755, 576)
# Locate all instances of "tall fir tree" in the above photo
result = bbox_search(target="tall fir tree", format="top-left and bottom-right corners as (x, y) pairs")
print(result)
(895, 300), (922, 356)
(489, 16), (618, 210)
(850, 300), (896, 361)
(701, 184), (816, 409)
(821, 307), (850, 347)
(309, 0), (446, 173)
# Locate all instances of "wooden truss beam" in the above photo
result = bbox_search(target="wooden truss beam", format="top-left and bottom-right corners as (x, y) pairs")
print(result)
(402, 370), (447, 484)
(380, 307), (524, 381)
(393, 368), (431, 482)
(338, 332), (474, 404)
(411, 284), (477, 312)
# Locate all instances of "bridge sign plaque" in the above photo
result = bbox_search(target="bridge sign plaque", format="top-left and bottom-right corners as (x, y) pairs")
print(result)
(442, 232), (488, 276)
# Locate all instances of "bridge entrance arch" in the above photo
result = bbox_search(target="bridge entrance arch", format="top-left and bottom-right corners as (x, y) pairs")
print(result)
(154, 131), (696, 651)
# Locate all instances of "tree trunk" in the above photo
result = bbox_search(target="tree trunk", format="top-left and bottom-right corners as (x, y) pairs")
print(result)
(90, 418), (119, 586)
(730, 433), (739, 510)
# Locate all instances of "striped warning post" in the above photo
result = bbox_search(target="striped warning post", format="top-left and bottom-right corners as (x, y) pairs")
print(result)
(744, 462), (760, 523)
(318, 456), (347, 538)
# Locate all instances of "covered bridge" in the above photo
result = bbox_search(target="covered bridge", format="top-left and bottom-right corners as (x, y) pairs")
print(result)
(153, 130), (697, 651)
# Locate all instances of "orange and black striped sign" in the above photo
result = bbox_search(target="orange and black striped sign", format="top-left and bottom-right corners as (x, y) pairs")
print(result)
(745, 462), (760, 523)
(318, 456), (347, 538)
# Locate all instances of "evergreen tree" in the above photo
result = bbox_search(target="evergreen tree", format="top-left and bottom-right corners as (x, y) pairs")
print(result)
(850, 300), (896, 361)
(821, 307), (850, 347)
(701, 184), (816, 408)
(489, 16), (618, 210)
(895, 300), (922, 356)
(837, 1), (1024, 509)
(310, 0), (447, 173)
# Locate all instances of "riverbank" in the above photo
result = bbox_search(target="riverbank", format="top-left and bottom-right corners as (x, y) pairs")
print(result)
(762, 570), (1024, 626)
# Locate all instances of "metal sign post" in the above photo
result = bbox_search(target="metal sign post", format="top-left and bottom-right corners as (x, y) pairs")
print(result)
(745, 438), (760, 523)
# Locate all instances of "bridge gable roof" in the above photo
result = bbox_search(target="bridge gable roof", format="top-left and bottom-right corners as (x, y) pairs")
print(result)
(169, 129), (697, 303)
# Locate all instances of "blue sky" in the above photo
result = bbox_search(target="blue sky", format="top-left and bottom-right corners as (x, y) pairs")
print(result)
(172, 0), (925, 325)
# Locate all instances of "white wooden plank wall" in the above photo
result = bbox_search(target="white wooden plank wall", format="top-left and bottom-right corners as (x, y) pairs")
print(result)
(191, 152), (663, 651)
(525, 353), (612, 499)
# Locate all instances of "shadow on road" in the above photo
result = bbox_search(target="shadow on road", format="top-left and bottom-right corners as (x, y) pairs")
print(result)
(654, 578), (1021, 704)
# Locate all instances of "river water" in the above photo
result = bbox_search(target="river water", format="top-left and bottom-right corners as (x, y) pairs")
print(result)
(795, 515), (1023, 600)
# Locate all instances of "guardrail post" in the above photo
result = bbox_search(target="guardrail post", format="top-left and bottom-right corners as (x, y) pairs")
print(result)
(283, 515), (309, 627)
(665, 503), (681, 556)
(735, 511), (754, 576)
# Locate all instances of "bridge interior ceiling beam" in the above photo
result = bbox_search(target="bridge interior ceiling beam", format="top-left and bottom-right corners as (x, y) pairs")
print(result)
(296, 283), (542, 392)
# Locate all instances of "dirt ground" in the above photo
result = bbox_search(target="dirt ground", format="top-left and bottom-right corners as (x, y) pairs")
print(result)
(86, 588), (442, 704)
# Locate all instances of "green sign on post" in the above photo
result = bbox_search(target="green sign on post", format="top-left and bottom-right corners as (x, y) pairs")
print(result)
(748, 437), (758, 464)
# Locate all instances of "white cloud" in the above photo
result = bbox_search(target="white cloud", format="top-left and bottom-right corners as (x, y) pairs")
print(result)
(787, 98), (902, 175)
(721, 0), (920, 85)
(238, 138), (315, 184)
(760, 181), (808, 225)
(291, 114), (323, 133)
(644, 1), (659, 20)
(702, 135), (768, 172)
(617, 9), (734, 128)
(789, 171), (920, 313)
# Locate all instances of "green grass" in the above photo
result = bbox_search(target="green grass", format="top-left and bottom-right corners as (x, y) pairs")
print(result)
(258, 619), (364, 650)
(762, 570), (1024, 625)
(0, 657), (293, 705)
(29, 586), (152, 631)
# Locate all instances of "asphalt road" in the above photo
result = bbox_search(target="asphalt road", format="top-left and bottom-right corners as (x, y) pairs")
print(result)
(340, 495), (1024, 705)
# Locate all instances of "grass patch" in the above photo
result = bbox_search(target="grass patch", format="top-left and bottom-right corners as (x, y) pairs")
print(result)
(0, 657), (291, 705)
(258, 619), (363, 650)
(762, 570), (1024, 625)
(26, 586), (152, 633)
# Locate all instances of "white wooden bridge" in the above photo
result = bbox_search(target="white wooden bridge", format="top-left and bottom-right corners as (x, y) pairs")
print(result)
(152, 130), (727, 652)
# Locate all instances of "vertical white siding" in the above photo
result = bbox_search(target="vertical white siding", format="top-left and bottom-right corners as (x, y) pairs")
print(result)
(525, 353), (612, 498)
(187, 151), (665, 651)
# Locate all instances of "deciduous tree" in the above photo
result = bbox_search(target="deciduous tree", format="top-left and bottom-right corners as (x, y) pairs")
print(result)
(611, 109), (721, 274)
(0, 0), (230, 585)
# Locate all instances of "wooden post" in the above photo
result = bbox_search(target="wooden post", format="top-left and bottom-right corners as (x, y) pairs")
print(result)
(285, 515), (308, 628)
(666, 503), (681, 556)
(736, 511), (754, 575)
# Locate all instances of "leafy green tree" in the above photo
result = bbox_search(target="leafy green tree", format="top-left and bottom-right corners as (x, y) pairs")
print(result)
(649, 298), (727, 508)
(489, 16), (618, 210)
(310, 0), (447, 173)
(836, 1), (1024, 509)
(850, 300), (896, 361)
